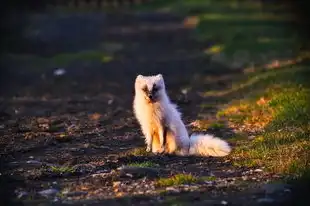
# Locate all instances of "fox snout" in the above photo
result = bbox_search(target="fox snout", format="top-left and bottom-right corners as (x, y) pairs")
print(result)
(146, 88), (158, 102)
(148, 93), (154, 100)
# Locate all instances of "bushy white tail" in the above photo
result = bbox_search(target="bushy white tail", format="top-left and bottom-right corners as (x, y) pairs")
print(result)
(189, 134), (231, 157)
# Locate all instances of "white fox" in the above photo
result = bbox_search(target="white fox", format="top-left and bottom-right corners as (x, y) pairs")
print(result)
(133, 74), (231, 157)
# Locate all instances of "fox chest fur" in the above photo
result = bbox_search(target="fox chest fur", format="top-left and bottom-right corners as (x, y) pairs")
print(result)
(145, 103), (164, 136)
(143, 103), (178, 153)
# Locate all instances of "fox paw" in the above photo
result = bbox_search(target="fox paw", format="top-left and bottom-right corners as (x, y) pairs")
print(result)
(146, 146), (151, 152)
(153, 146), (165, 154)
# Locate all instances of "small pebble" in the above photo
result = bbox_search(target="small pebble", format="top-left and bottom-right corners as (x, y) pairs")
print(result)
(248, 135), (255, 140)
(242, 176), (248, 181)
(17, 191), (28, 199)
(113, 181), (121, 187)
(52, 197), (60, 202)
(166, 187), (179, 193)
(257, 197), (274, 204)
(26, 160), (42, 165)
(53, 68), (66, 76)
(38, 188), (59, 197)
(181, 89), (188, 95)
(221, 200), (228, 205)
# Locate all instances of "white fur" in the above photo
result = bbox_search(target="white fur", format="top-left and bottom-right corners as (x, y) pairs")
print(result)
(189, 134), (232, 157)
(133, 74), (231, 157)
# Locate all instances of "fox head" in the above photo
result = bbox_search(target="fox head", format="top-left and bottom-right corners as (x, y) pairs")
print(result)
(134, 74), (166, 103)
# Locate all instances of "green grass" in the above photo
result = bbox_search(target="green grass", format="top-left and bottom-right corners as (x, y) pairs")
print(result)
(125, 147), (150, 156)
(201, 176), (217, 181)
(216, 65), (310, 177)
(191, 120), (226, 131)
(49, 165), (75, 174)
(134, 0), (299, 69)
(52, 51), (113, 65)
(156, 174), (199, 187)
(127, 161), (159, 168)
(3, 50), (113, 71)
(208, 122), (225, 129)
(134, 0), (309, 178)
(156, 174), (216, 187)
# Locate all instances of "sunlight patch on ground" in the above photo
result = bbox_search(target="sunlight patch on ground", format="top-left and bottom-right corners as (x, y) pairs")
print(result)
(215, 66), (310, 176)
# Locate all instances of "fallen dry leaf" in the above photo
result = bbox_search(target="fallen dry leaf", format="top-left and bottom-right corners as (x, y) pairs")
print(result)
(89, 113), (102, 121)
(189, 120), (202, 128)
(115, 191), (124, 197)
(183, 16), (200, 29)
(37, 117), (49, 124)
(265, 58), (297, 70)
(113, 181), (121, 188)
(80, 186), (90, 191)
(59, 133), (66, 138)
(243, 66), (256, 74)
(204, 45), (224, 55)
(256, 97), (270, 106)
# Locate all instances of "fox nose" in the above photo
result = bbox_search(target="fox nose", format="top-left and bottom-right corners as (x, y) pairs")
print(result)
(148, 94), (153, 99)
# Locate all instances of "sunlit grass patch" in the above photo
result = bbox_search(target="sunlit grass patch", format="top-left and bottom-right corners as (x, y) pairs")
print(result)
(204, 44), (224, 54)
(231, 137), (310, 175)
(101, 55), (113, 63)
(156, 174), (199, 187)
(205, 66), (306, 98)
(127, 161), (159, 168)
(227, 132), (248, 144)
(156, 174), (217, 187)
(217, 66), (310, 176)
(125, 147), (149, 156)
(49, 165), (75, 174)
(190, 119), (226, 131)
(208, 122), (226, 129)
(217, 98), (275, 132)
(201, 176), (217, 181)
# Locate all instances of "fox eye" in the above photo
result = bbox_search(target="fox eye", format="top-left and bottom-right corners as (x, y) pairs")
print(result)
(142, 85), (148, 93)
(153, 83), (160, 92)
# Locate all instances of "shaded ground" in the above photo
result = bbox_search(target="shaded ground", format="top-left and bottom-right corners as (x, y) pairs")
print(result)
(0, 4), (301, 206)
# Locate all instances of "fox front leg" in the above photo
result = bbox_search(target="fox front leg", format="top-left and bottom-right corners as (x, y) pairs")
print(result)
(145, 133), (153, 152)
(144, 130), (154, 152)
(157, 125), (167, 154)
(141, 125), (153, 152)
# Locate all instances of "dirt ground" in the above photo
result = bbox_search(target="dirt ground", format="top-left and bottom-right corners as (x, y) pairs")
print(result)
(0, 10), (297, 206)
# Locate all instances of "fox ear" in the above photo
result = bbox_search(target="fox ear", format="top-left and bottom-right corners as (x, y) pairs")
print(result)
(136, 74), (144, 82)
(156, 74), (163, 79)
(135, 74), (144, 85)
